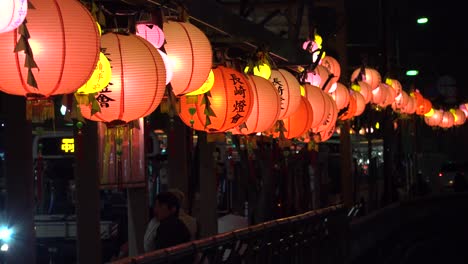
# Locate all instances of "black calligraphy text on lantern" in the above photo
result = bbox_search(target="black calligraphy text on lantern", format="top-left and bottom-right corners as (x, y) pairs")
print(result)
(272, 77), (285, 110)
(96, 86), (115, 108)
(230, 73), (247, 124)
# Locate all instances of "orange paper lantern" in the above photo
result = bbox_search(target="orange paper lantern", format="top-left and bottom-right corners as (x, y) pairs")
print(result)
(278, 97), (314, 139)
(451, 109), (466, 126)
(269, 69), (302, 119)
(424, 109), (443, 126)
(331, 82), (350, 110)
(312, 93), (337, 134)
(439, 111), (454, 128)
(304, 84), (329, 129)
(0, 0), (99, 97)
(392, 90), (409, 112)
(379, 83), (396, 107)
(339, 92), (357, 121)
(179, 66), (254, 132)
(0, 0), (28, 33)
(80, 33), (167, 123)
(401, 95), (416, 114)
(233, 75), (280, 134)
(351, 67), (381, 90)
(163, 21), (212, 95)
(356, 81), (372, 104)
(352, 91), (366, 116)
(320, 55), (341, 87)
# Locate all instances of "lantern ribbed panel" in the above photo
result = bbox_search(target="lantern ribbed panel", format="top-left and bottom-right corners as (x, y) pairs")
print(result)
(136, 23), (165, 49)
(269, 69), (301, 119)
(316, 65), (333, 92)
(357, 81), (372, 104)
(304, 84), (328, 129)
(320, 56), (340, 88)
(179, 66), (253, 132)
(0, 0), (100, 97)
(371, 85), (387, 105)
(339, 93), (357, 121)
(157, 49), (173, 85)
(440, 111), (454, 128)
(163, 21), (212, 95)
(425, 109), (442, 126)
(453, 109), (466, 126)
(351, 67), (381, 90)
(379, 84), (396, 107)
(331, 82), (350, 110)
(313, 93), (337, 134)
(80, 33), (166, 123)
(392, 90), (409, 111)
(402, 95), (416, 114)
(0, 0), (28, 33)
(280, 97), (314, 139)
(352, 91), (366, 116)
(234, 75), (280, 134)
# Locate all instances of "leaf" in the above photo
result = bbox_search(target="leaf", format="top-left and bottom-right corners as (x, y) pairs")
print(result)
(205, 116), (212, 127)
(25, 54), (39, 69)
(14, 37), (27, 52)
(27, 68), (38, 89)
(188, 107), (196, 116)
(204, 106), (217, 117)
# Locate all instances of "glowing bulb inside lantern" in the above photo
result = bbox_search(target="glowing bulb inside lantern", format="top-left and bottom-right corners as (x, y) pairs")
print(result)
(28, 39), (42, 56)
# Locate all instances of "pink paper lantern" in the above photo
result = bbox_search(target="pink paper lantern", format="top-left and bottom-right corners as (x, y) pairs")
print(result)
(0, 0), (28, 33)
(136, 23), (165, 49)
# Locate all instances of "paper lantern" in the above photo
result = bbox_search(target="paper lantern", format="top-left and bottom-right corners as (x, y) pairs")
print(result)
(339, 92), (357, 121)
(233, 75), (280, 134)
(460, 103), (468, 117)
(0, 0), (28, 33)
(269, 69), (302, 119)
(136, 23), (165, 49)
(416, 98), (432, 115)
(186, 69), (215, 96)
(179, 66), (253, 132)
(386, 78), (402, 95)
(304, 84), (329, 129)
(80, 33), (166, 123)
(352, 91), (366, 116)
(424, 109), (442, 126)
(439, 111), (454, 128)
(317, 123), (336, 142)
(351, 67), (381, 90)
(451, 109), (466, 126)
(331, 82), (350, 110)
(278, 97), (314, 139)
(379, 83), (396, 107)
(312, 93), (337, 135)
(392, 90), (409, 112)
(402, 95), (416, 114)
(316, 65), (333, 92)
(163, 21), (212, 95)
(157, 49), (173, 85)
(244, 63), (272, 79)
(0, 0), (100, 122)
(320, 55), (341, 86)
(305, 69), (322, 87)
(76, 52), (112, 95)
(354, 81), (372, 104)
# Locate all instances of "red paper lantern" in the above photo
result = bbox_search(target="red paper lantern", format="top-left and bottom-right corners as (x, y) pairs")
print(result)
(331, 82), (350, 110)
(320, 55), (341, 87)
(339, 93), (357, 121)
(179, 66), (254, 132)
(352, 91), (366, 116)
(278, 97), (314, 139)
(233, 75), (280, 134)
(452, 109), (466, 126)
(424, 109), (442, 126)
(163, 21), (212, 95)
(0, 0), (99, 96)
(0, 0), (28, 33)
(312, 93), (337, 135)
(304, 84), (329, 129)
(351, 67), (381, 90)
(269, 69), (302, 119)
(356, 81), (372, 104)
(80, 33), (167, 123)
(392, 90), (409, 112)
(439, 111), (454, 128)
(136, 22), (165, 49)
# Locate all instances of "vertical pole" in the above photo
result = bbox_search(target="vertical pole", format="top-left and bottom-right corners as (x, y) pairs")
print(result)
(198, 132), (217, 237)
(4, 95), (35, 264)
(168, 118), (189, 205)
(127, 188), (147, 256)
(75, 121), (101, 264)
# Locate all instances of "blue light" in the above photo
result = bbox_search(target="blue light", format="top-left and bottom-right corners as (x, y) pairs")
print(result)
(0, 227), (13, 242)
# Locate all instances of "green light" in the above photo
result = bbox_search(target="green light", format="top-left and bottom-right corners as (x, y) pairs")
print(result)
(417, 17), (428, 24)
(406, 70), (419, 76)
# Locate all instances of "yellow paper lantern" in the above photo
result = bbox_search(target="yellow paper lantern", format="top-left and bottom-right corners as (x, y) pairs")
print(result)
(186, 69), (215, 96)
(76, 52), (112, 95)
(244, 63), (272, 79)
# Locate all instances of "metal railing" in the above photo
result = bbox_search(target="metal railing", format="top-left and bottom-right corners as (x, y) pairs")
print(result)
(112, 205), (347, 264)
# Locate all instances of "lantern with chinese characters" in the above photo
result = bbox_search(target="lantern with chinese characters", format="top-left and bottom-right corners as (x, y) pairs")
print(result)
(304, 84), (329, 129)
(163, 21), (212, 95)
(331, 82), (350, 110)
(136, 22), (165, 49)
(179, 66), (253, 132)
(75, 52), (112, 104)
(269, 69), (302, 119)
(232, 75), (280, 134)
(320, 55), (341, 87)
(80, 33), (167, 123)
(351, 67), (381, 90)
(275, 97), (314, 139)
(0, 0), (100, 122)
(0, 0), (28, 33)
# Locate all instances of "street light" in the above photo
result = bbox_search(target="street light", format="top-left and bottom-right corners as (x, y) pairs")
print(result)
(417, 17), (428, 24)
(406, 70), (419, 76)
